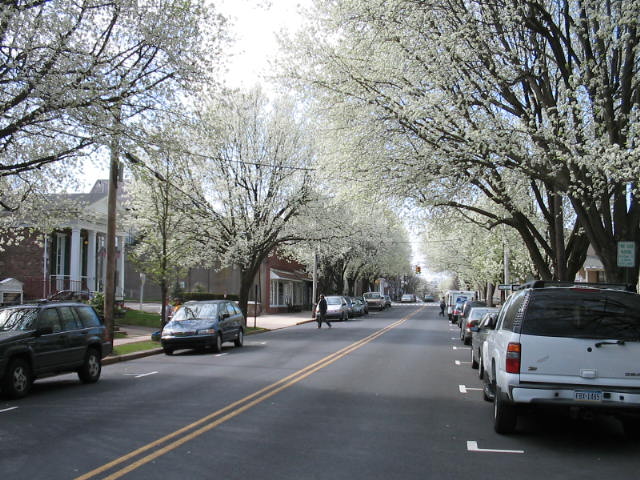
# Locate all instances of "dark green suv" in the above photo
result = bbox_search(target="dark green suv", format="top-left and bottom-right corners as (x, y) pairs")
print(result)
(0, 302), (112, 399)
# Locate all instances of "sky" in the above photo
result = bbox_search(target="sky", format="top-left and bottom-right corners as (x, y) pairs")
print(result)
(77, 0), (311, 191)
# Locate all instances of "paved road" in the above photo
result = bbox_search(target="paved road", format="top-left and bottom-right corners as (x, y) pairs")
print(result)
(1, 306), (638, 479)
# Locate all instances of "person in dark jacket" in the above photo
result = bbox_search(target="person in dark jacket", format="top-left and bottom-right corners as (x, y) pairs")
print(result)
(317, 294), (331, 328)
(439, 298), (446, 317)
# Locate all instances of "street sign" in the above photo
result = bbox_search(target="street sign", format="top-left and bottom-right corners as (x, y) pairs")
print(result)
(498, 284), (519, 291)
(617, 241), (636, 268)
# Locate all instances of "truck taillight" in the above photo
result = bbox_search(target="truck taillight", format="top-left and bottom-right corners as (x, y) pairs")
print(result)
(506, 342), (521, 374)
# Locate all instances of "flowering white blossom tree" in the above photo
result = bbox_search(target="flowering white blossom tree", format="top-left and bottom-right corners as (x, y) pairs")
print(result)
(175, 88), (317, 320)
(282, 0), (640, 286)
(0, 0), (226, 214)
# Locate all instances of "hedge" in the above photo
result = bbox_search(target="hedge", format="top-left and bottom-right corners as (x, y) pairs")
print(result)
(179, 292), (241, 302)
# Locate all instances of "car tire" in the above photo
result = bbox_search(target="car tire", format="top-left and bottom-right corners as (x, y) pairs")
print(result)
(471, 348), (479, 369)
(463, 334), (471, 346)
(494, 387), (518, 434)
(78, 348), (101, 384)
(234, 329), (244, 347)
(212, 334), (222, 353)
(163, 347), (174, 356)
(482, 370), (494, 402)
(3, 358), (32, 399)
(478, 355), (484, 379)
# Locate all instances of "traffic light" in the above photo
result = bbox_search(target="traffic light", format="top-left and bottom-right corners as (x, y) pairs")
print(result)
(415, 265), (421, 274)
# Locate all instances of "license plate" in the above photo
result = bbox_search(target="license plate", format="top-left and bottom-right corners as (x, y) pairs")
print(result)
(575, 390), (602, 402)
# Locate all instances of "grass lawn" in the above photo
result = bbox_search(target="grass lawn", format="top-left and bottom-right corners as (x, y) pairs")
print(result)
(112, 341), (161, 356)
(120, 309), (162, 328)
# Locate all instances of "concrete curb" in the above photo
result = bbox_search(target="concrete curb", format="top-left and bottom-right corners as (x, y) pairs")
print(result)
(103, 348), (164, 365)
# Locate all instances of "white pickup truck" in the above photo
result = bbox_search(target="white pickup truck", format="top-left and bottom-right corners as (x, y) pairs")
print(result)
(482, 282), (640, 435)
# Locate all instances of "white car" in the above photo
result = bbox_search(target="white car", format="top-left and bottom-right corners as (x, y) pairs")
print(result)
(482, 282), (640, 435)
(401, 294), (416, 303)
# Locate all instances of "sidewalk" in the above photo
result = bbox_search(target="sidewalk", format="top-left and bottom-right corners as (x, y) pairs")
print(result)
(115, 308), (314, 346)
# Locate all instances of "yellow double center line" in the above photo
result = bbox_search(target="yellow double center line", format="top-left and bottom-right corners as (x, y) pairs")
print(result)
(77, 309), (423, 480)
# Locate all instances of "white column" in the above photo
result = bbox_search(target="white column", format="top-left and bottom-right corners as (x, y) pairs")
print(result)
(70, 228), (82, 290)
(118, 235), (125, 298)
(87, 230), (97, 292)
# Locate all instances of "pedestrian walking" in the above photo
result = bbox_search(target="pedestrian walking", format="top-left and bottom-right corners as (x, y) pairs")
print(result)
(317, 294), (331, 329)
(439, 298), (446, 317)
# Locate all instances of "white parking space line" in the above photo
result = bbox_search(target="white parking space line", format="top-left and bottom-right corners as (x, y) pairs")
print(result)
(459, 385), (482, 393)
(215, 353), (228, 357)
(124, 372), (159, 379)
(451, 337), (458, 340)
(452, 346), (470, 350)
(0, 406), (18, 413)
(467, 441), (524, 454)
(454, 360), (472, 366)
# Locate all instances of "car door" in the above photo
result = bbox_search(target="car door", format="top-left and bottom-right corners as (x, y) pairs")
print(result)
(32, 307), (66, 373)
(57, 306), (86, 366)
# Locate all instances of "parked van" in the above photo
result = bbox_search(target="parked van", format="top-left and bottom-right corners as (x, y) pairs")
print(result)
(445, 290), (476, 323)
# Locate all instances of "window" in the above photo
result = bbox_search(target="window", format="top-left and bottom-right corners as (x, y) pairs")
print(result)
(76, 306), (101, 327)
(58, 307), (81, 330)
(38, 309), (62, 333)
(522, 290), (640, 340)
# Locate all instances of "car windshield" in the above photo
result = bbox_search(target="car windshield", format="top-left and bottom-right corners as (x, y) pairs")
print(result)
(326, 297), (342, 305)
(523, 289), (640, 340)
(172, 303), (219, 321)
(364, 293), (381, 299)
(0, 308), (38, 331)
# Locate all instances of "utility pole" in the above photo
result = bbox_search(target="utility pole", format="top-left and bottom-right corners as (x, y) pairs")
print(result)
(312, 250), (317, 317)
(104, 106), (121, 344)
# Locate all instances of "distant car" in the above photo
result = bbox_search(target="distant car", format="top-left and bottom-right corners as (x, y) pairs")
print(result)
(315, 295), (349, 321)
(423, 295), (435, 303)
(356, 296), (369, 315)
(383, 295), (392, 308)
(401, 294), (416, 303)
(363, 292), (385, 311)
(458, 300), (487, 330)
(350, 297), (366, 317)
(459, 306), (500, 345)
(0, 302), (111, 399)
(161, 300), (245, 355)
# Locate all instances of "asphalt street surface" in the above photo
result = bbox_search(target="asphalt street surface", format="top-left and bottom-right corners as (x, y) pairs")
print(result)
(1, 305), (639, 479)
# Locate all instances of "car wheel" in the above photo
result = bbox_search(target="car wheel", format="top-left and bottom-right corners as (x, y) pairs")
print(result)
(78, 348), (101, 384)
(342, 311), (348, 321)
(482, 370), (494, 402)
(478, 355), (484, 379)
(471, 348), (479, 369)
(3, 358), (32, 399)
(494, 387), (517, 434)
(163, 347), (174, 356)
(234, 329), (244, 347)
(463, 334), (471, 346)
(212, 334), (222, 353)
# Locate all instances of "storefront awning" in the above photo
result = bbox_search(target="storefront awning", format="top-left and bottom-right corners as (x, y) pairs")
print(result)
(270, 269), (312, 283)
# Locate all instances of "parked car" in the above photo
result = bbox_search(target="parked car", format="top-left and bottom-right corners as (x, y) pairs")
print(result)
(401, 294), (416, 303)
(161, 300), (244, 355)
(459, 306), (500, 345)
(350, 297), (366, 317)
(46, 290), (92, 302)
(315, 295), (350, 321)
(423, 295), (436, 303)
(482, 281), (640, 435)
(0, 302), (111, 399)
(451, 301), (465, 324)
(356, 296), (369, 315)
(383, 295), (392, 308)
(458, 300), (487, 330)
(363, 292), (385, 311)
(470, 312), (498, 378)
